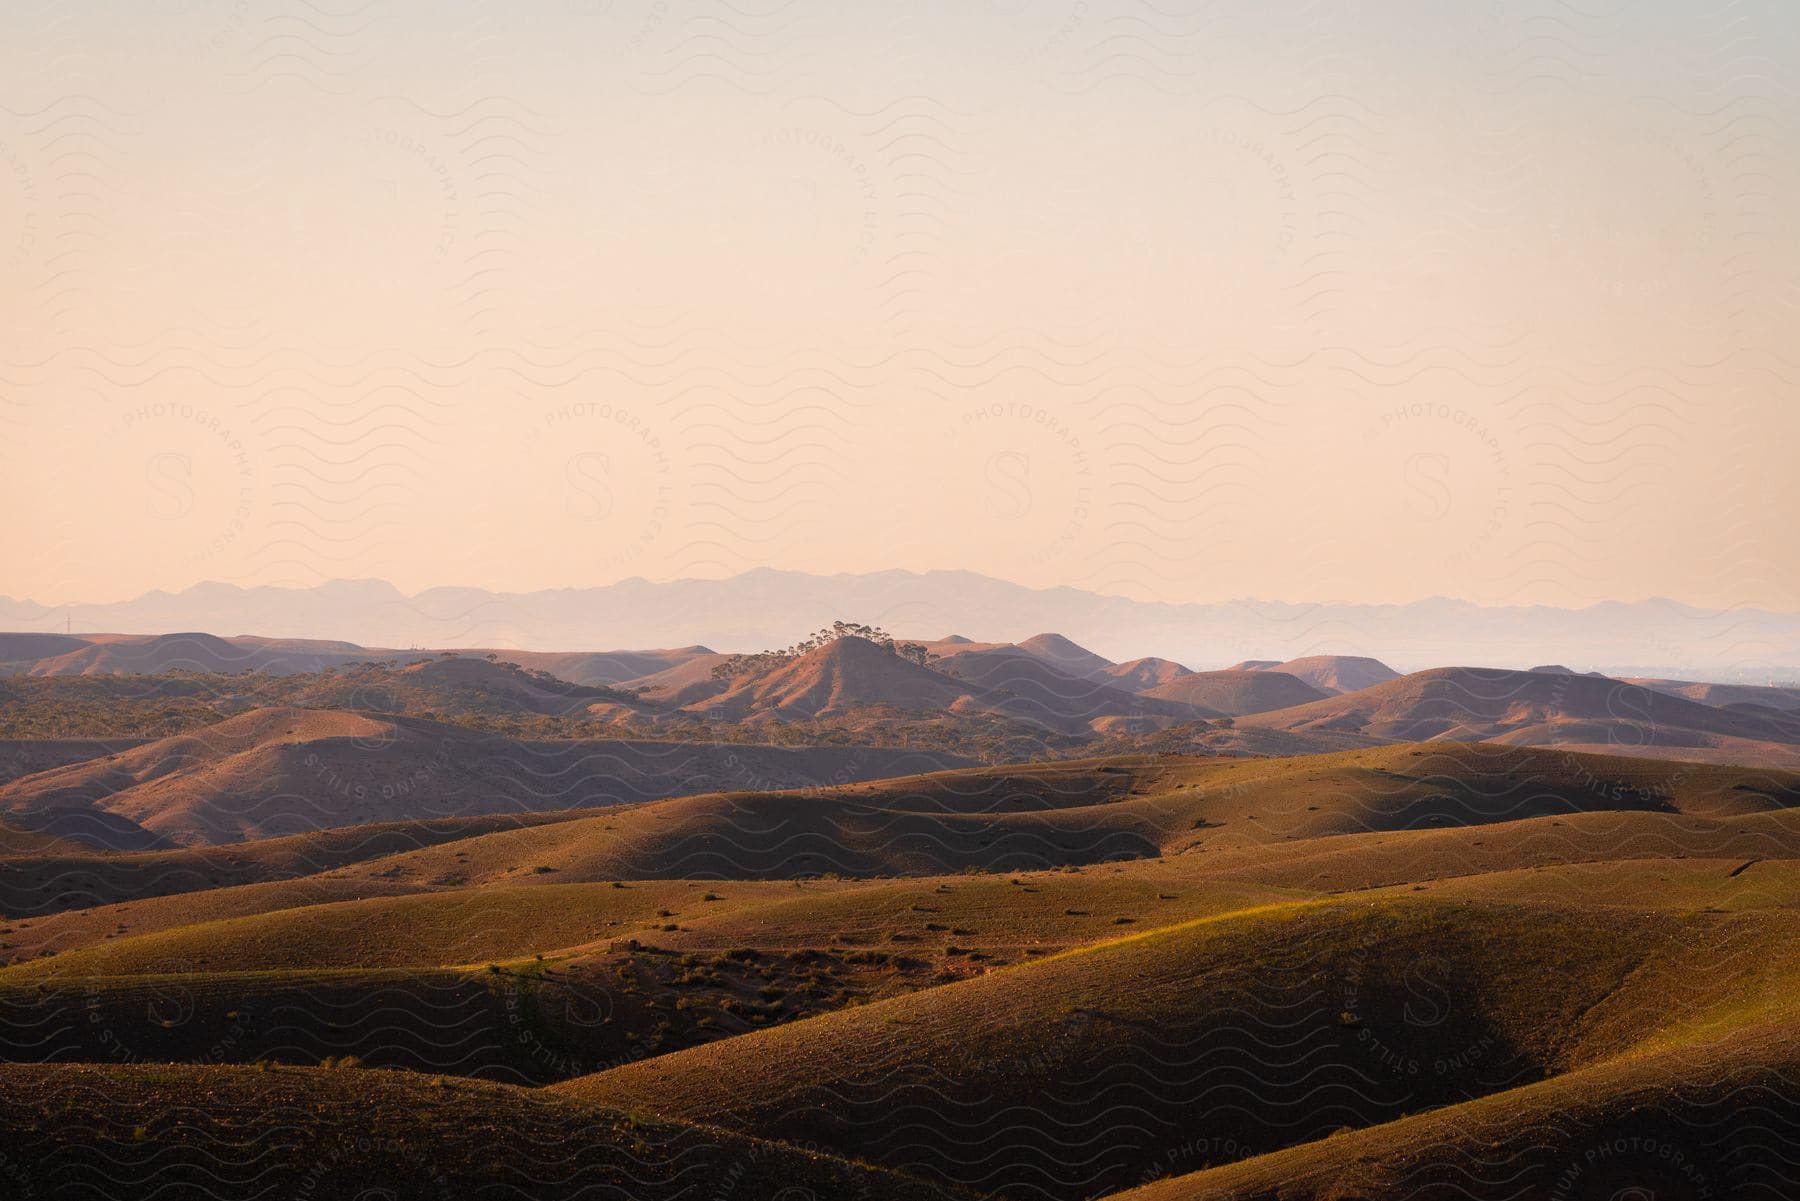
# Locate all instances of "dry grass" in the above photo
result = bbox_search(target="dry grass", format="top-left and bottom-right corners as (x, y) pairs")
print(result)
(5, 740), (1800, 1200)
(0, 1061), (964, 1200)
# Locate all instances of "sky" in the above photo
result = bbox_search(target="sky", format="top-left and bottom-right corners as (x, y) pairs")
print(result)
(2, 0), (1796, 611)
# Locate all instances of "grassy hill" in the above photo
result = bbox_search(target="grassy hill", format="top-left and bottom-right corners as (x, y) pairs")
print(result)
(1242, 666), (1800, 765)
(559, 894), (1797, 1199)
(0, 707), (973, 848)
(8, 740), (1793, 920)
(0, 810), (591, 918)
(4, 736), (1799, 1199)
(0, 1062), (964, 1200)
(1116, 1018), (1800, 1200)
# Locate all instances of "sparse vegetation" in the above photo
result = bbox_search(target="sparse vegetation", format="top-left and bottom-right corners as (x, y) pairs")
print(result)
(710, 622), (934, 679)
(4, 687), (1800, 1201)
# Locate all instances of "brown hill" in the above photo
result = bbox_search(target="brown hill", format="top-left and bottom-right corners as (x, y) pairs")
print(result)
(1102, 656), (1194, 692)
(1259, 654), (1400, 693)
(0, 816), (84, 855)
(15, 632), (711, 687)
(310, 761), (1167, 886)
(385, 656), (643, 715)
(0, 810), (594, 919)
(1627, 676), (1800, 713)
(24, 631), (404, 677)
(680, 636), (1187, 734)
(487, 645), (714, 687)
(0, 1063), (959, 1201)
(1241, 666), (1800, 761)
(617, 652), (734, 704)
(687, 637), (987, 722)
(0, 632), (93, 667)
(933, 646), (1216, 731)
(558, 894), (1797, 1200)
(0, 707), (974, 847)
(18, 740), (1795, 953)
(1117, 1019), (1800, 1201)
(5, 712), (1800, 1201)
(1015, 632), (1118, 683)
(283, 743), (1800, 890)
(1143, 669), (1329, 715)
(0, 738), (148, 784)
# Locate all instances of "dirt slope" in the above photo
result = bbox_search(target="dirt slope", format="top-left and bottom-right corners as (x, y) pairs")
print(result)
(936, 646), (1216, 729)
(1015, 632), (1119, 682)
(1243, 666), (1800, 759)
(246, 743), (1800, 889)
(559, 895), (1779, 1200)
(1143, 669), (1329, 714)
(1260, 654), (1401, 693)
(1628, 676), (1800, 712)
(0, 1062), (962, 1201)
(0, 707), (973, 847)
(1103, 656), (1194, 692)
(0, 737), (149, 784)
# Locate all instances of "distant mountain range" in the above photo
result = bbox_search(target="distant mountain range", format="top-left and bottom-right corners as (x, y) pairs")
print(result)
(4, 569), (1799, 680)
(10, 626), (1800, 847)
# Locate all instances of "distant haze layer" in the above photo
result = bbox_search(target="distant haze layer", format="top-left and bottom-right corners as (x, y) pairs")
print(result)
(3, 571), (1797, 681)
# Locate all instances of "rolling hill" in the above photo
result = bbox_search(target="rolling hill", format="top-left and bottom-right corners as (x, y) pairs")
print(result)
(1241, 666), (1800, 764)
(685, 636), (1210, 736)
(18, 739), (1799, 966)
(1141, 669), (1329, 715)
(687, 637), (979, 721)
(1256, 654), (1401, 693)
(0, 1062), (960, 1201)
(22, 570), (1800, 680)
(1628, 676), (1800, 713)
(1116, 1018), (1800, 1200)
(1013, 632), (1120, 683)
(0, 632), (94, 669)
(487, 645), (715, 687)
(0, 810), (595, 919)
(1101, 656), (1194, 692)
(154, 742), (1800, 891)
(0, 736), (149, 783)
(8, 630), (715, 688)
(24, 631), (411, 677)
(931, 645), (1215, 730)
(0, 707), (973, 848)
(558, 893), (1800, 1199)
(3, 730), (1799, 1199)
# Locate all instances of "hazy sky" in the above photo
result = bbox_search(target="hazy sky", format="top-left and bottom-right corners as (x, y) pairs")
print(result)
(3, 1), (1796, 611)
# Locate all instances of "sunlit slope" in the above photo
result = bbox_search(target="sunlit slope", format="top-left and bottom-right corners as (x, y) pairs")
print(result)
(559, 895), (1769, 1200)
(0, 705), (971, 847)
(0, 810), (590, 918)
(301, 743), (1800, 889)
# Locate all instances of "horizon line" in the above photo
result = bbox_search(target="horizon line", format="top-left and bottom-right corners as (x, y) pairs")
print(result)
(4, 567), (1796, 622)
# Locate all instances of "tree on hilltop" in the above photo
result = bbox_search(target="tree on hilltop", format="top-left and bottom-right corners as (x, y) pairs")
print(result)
(711, 621), (934, 678)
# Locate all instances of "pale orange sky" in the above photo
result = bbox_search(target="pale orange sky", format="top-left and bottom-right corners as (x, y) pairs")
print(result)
(2, 2), (1796, 610)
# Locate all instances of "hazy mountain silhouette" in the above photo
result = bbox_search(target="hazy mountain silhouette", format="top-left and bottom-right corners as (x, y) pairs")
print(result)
(5, 570), (1798, 679)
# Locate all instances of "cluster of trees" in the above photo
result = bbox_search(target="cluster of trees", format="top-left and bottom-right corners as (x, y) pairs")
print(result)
(711, 621), (933, 679)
